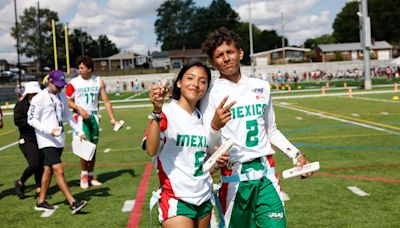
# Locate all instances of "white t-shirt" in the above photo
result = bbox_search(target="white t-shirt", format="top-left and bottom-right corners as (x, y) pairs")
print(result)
(200, 75), (299, 164)
(66, 75), (101, 112)
(149, 100), (212, 206)
(28, 89), (83, 149)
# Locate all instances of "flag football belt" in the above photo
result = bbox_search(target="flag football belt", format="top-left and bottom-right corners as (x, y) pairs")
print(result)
(149, 189), (161, 228)
(221, 167), (276, 183)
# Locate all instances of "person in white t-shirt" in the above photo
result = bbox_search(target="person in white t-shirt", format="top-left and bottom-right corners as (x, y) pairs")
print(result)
(200, 27), (313, 228)
(142, 62), (230, 227)
(66, 56), (120, 189)
(28, 70), (87, 214)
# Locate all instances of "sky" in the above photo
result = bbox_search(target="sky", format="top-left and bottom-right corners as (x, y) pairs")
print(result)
(0, 0), (351, 64)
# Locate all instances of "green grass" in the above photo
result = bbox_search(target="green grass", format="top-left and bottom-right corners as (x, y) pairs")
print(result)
(0, 88), (399, 227)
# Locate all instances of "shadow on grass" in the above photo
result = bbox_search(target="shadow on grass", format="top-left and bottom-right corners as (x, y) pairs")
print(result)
(0, 169), (137, 200)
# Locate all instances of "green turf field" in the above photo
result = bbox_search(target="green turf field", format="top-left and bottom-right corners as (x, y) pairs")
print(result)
(0, 87), (399, 227)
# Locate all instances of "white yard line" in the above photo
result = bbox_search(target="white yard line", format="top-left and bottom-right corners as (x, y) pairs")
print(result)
(39, 205), (59, 218)
(0, 141), (18, 151)
(103, 148), (111, 153)
(121, 200), (136, 212)
(340, 96), (400, 103)
(347, 186), (370, 196)
(124, 90), (149, 101)
(274, 103), (400, 135)
(273, 90), (397, 100)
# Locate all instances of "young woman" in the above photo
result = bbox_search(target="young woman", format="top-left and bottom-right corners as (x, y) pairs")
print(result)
(142, 62), (230, 228)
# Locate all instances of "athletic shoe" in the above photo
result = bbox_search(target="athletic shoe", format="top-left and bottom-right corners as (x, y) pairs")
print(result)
(89, 176), (102, 187)
(14, 180), (25, 199)
(70, 199), (87, 214)
(80, 175), (89, 189)
(35, 201), (55, 211)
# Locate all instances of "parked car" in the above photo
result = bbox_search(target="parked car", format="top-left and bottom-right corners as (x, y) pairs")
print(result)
(0, 71), (18, 82)
(12, 73), (37, 82)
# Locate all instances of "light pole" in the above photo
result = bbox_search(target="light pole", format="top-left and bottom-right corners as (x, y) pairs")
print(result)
(248, 0), (255, 76)
(13, 0), (21, 90)
(281, 12), (286, 64)
(358, 0), (372, 90)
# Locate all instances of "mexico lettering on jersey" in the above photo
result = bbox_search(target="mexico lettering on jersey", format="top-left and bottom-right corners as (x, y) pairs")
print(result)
(66, 75), (101, 112)
(200, 76), (275, 163)
(144, 100), (212, 206)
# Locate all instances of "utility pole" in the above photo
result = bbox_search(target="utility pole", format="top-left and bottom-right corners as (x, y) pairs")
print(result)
(14, 0), (21, 90)
(248, 0), (255, 76)
(37, 1), (43, 75)
(281, 12), (286, 64)
(358, 0), (372, 90)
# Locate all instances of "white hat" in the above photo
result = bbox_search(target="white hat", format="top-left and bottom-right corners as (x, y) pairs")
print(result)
(21, 81), (41, 99)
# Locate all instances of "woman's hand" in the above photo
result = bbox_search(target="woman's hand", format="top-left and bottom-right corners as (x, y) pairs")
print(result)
(150, 83), (167, 112)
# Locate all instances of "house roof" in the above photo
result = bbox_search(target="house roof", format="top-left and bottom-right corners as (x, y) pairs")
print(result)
(318, 41), (392, 52)
(152, 51), (169, 58)
(253, 47), (311, 57)
(93, 52), (147, 61)
(169, 49), (206, 58)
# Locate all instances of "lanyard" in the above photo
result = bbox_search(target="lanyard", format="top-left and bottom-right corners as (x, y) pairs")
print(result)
(47, 89), (63, 129)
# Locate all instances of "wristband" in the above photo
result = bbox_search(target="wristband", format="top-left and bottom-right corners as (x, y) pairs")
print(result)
(148, 112), (162, 121)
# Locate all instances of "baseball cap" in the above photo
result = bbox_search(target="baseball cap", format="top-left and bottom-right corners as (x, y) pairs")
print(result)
(21, 81), (41, 99)
(48, 70), (67, 88)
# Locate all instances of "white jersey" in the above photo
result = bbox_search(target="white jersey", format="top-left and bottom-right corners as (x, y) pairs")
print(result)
(66, 75), (101, 112)
(200, 75), (299, 163)
(150, 100), (212, 206)
(28, 89), (83, 149)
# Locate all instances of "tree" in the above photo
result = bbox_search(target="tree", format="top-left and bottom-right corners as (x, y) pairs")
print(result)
(154, 0), (196, 50)
(333, 0), (400, 44)
(304, 34), (336, 48)
(10, 6), (64, 70)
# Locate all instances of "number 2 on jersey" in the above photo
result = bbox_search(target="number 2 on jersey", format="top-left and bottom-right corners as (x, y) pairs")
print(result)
(246, 120), (259, 147)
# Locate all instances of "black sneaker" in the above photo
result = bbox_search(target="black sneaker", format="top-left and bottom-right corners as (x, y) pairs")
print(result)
(14, 180), (25, 199)
(35, 201), (55, 211)
(70, 199), (87, 214)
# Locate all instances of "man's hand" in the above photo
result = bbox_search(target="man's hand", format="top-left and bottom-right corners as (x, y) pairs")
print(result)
(211, 96), (236, 130)
(295, 154), (313, 178)
(77, 106), (90, 120)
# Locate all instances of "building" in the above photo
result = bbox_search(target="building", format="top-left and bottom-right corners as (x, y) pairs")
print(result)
(253, 47), (311, 65)
(316, 41), (393, 62)
(0, 59), (9, 72)
(93, 52), (150, 71)
(168, 49), (208, 69)
(151, 51), (170, 69)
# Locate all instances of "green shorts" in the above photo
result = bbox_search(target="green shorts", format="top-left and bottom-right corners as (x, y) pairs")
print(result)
(158, 197), (213, 224)
(225, 158), (286, 228)
(77, 114), (100, 144)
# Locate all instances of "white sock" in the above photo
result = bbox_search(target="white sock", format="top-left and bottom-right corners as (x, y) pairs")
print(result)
(81, 171), (88, 177)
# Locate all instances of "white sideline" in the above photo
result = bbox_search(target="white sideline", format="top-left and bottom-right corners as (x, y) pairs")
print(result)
(274, 103), (400, 135)
(347, 186), (370, 196)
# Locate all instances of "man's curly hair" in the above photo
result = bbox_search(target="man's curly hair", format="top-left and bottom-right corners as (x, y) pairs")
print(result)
(202, 27), (241, 60)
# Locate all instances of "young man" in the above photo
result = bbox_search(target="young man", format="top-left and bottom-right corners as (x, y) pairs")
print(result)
(28, 70), (87, 214)
(66, 56), (119, 189)
(14, 81), (43, 199)
(200, 27), (312, 227)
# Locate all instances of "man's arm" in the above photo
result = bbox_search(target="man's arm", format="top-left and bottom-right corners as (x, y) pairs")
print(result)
(27, 97), (51, 134)
(65, 83), (90, 120)
(99, 79), (117, 124)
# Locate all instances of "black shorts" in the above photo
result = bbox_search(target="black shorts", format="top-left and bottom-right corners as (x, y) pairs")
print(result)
(41, 147), (64, 166)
